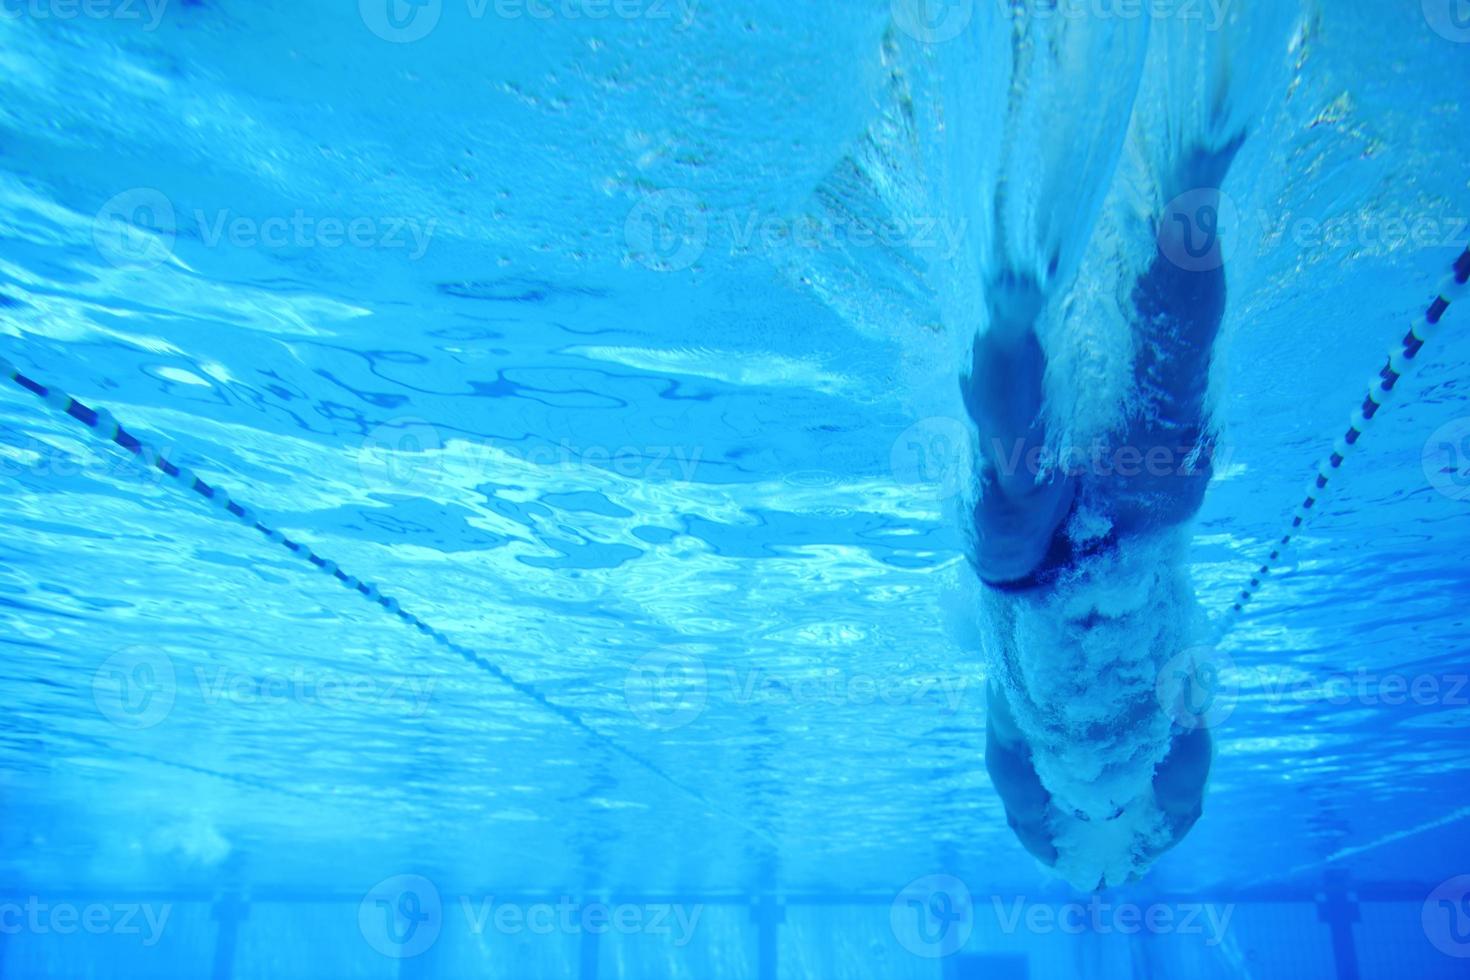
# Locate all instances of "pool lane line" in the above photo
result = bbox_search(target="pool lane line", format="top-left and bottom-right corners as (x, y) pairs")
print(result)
(1230, 801), (1470, 894)
(1224, 247), (1470, 625)
(0, 361), (780, 847)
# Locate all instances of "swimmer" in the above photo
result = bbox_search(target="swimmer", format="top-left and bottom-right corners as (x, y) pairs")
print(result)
(965, 93), (1246, 888)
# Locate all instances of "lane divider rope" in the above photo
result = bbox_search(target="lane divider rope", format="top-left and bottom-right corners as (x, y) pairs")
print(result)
(0, 363), (777, 846)
(1222, 247), (1470, 629)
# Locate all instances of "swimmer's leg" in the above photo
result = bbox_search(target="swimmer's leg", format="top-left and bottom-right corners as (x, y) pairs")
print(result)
(1151, 724), (1211, 844)
(1114, 138), (1246, 532)
(962, 275), (1077, 586)
(984, 681), (1058, 866)
(988, 683), (1213, 874)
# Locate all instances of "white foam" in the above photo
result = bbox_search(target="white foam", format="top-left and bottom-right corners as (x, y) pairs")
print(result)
(981, 529), (1206, 888)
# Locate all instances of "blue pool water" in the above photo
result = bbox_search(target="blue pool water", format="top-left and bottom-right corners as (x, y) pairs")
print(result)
(1, 2), (1469, 977)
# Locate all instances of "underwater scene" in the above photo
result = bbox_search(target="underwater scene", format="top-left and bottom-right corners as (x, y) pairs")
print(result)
(1, 1), (1469, 977)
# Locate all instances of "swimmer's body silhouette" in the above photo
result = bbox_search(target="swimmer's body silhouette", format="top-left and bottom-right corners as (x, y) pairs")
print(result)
(966, 136), (1244, 887)
(915, 0), (1311, 888)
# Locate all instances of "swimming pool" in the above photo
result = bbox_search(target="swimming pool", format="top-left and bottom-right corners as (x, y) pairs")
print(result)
(1, 1), (1468, 977)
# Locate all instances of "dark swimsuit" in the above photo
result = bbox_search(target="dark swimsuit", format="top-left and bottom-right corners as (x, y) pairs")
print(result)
(969, 243), (1227, 594)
